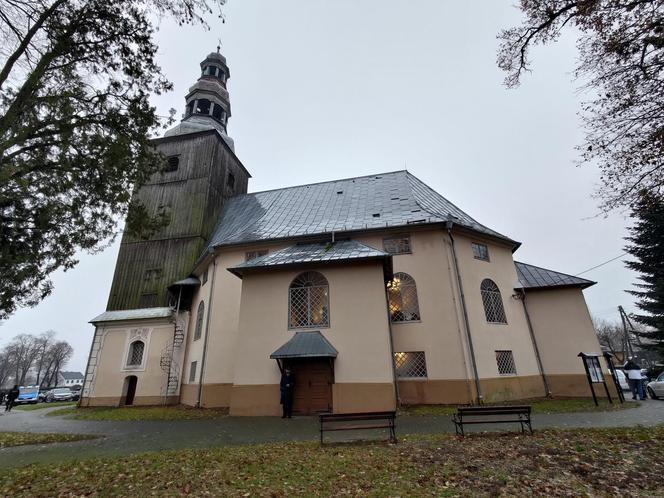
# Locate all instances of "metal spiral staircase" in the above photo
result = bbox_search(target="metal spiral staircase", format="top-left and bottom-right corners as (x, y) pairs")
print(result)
(160, 318), (186, 401)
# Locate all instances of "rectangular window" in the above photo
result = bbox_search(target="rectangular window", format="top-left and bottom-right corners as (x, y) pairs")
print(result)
(138, 293), (158, 308)
(472, 242), (490, 261)
(143, 268), (162, 282)
(394, 352), (427, 378)
(226, 172), (235, 190)
(189, 361), (198, 383)
(495, 350), (517, 375)
(245, 250), (268, 261)
(383, 236), (411, 255)
(200, 269), (208, 286)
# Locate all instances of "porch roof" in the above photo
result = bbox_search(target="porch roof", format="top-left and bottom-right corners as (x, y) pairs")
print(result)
(228, 239), (391, 277)
(89, 307), (173, 324)
(270, 331), (338, 359)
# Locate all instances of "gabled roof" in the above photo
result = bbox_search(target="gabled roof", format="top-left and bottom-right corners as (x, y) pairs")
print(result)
(515, 262), (595, 290)
(90, 307), (173, 324)
(228, 240), (390, 277)
(60, 371), (84, 380)
(270, 331), (338, 359)
(204, 171), (517, 254)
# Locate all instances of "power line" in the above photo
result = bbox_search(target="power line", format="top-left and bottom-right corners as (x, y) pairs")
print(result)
(575, 252), (628, 276)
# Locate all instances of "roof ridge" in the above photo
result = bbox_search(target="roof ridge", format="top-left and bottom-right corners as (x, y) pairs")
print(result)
(514, 261), (594, 283)
(243, 170), (408, 197)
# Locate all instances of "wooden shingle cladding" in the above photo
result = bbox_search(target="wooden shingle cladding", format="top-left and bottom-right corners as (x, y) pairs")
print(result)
(106, 131), (249, 311)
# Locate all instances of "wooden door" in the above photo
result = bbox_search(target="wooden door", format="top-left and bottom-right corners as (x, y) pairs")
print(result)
(289, 359), (333, 415)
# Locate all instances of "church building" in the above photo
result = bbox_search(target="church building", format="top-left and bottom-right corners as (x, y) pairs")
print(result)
(81, 50), (611, 415)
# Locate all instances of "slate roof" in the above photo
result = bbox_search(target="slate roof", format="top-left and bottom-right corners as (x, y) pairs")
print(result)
(90, 307), (173, 324)
(270, 331), (338, 359)
(204, 171), (516, 255)
(60, 371), (84, 380)
(228, 240), (390, 277)
(515, 262), (595, 290)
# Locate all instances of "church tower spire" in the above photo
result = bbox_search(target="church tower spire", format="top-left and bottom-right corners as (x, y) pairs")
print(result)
(164, 48), (235, 151)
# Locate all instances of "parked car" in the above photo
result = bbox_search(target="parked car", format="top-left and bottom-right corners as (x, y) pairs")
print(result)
(614, 369), (630, 391)
(647, 372), (664, 400)
(14, 386), (40, 405)
(46, 388), (74, 402)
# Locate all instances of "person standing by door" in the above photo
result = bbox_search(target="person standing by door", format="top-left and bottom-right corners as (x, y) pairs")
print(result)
(280, 368), (295, 419)
(5, 385), (19, 412)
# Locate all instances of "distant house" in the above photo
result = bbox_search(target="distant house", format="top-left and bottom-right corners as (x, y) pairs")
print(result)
(59, 371), (84, 387)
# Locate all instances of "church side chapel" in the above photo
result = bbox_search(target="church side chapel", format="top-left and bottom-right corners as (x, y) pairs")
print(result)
(81, 49), (614, 415)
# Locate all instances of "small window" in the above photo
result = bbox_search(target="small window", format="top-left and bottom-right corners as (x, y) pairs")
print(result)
(289, 271), (330, 328)
(496, 350), (517, 375)
(226, 172), (235, 190)
(472, 242), (489, 261)
(143, 268), (162, 282)
(189, 361), (198, 383)
(383, 236), (411, 255)
(200, 269), (208, 286)
(196, 99), (211, 115)
(127, 341), (145, 367)
(387, 273), (421, 322)
(194, 301), (205, 341)
(138, 293), (158, 308)
(164, 156), (179, 172)
(186, 101), (195, 116)
(212, 104), (223, 121)
(480, 279), (507, 324)
(245, 250), (268, 261)
(394, 352), (427, 378)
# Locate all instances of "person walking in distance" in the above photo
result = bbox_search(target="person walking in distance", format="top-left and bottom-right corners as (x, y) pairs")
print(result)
(5, 385), (19, 412)
(280, 368), (295, 419)
(623, 359), (645, 401)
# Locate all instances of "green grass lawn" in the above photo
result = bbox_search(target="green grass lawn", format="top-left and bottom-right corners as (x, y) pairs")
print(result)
(46, 405), (228, 421)
(15, 401), (76, 411)
(0, 426), (661, 496)
(0, 432), (96, 449)
(401, 397), (638, 416)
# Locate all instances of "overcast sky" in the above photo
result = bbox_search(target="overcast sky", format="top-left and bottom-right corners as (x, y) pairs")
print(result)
(1, 1), (637, 372)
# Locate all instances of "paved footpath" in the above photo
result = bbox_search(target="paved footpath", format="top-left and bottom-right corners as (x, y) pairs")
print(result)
(0, 400), (662, 469)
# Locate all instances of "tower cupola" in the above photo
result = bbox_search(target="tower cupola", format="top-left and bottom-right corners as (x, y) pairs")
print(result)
(164, 47), (235, 150)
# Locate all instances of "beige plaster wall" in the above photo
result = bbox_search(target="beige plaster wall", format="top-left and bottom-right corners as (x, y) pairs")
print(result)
(452, 232), (542, 383)
(87, 319), (174, 404)
(524, 287), (607, 377)
(356, 230), (471, 383)
(230, 261), (395, 414)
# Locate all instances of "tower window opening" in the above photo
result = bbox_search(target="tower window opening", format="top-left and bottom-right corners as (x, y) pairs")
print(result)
(165, 155), (179, 172)
(196, 99), (211, 115)
(186, 101), (194, 116)
(227, 172), (235, 190)
(212, 104), (223, 121)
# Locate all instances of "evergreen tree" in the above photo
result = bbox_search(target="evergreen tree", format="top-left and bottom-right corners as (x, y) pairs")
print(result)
(625, 192), (664, 361)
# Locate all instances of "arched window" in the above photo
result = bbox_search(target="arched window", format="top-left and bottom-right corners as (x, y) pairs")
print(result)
(289, 272), (329, 328)
(127, 340), (145, 367)
(387, 272), (421, 322)
(194, 301), (205, 341)
(480, 279), (507, 324)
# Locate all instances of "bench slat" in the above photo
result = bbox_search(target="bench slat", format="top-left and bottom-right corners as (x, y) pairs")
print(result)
(322, 424), (393, 431)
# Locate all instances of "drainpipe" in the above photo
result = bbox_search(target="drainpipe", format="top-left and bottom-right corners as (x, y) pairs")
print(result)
(197, 257), (217, 408)
(518, 289), (551, 397)
(383, 283), (401, 408)
(446, 222), (483, 404)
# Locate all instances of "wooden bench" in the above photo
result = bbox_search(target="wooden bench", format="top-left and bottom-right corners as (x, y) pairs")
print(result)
(452, 405), (532, 436)
(319, 411), (397, 444)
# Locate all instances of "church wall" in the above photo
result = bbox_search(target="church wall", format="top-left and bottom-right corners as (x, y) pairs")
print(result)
(451, 232), (546, 401)
(523, 287), (614, 397)
(82, 320), (174, 406)
(229, 262), (395, 415)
